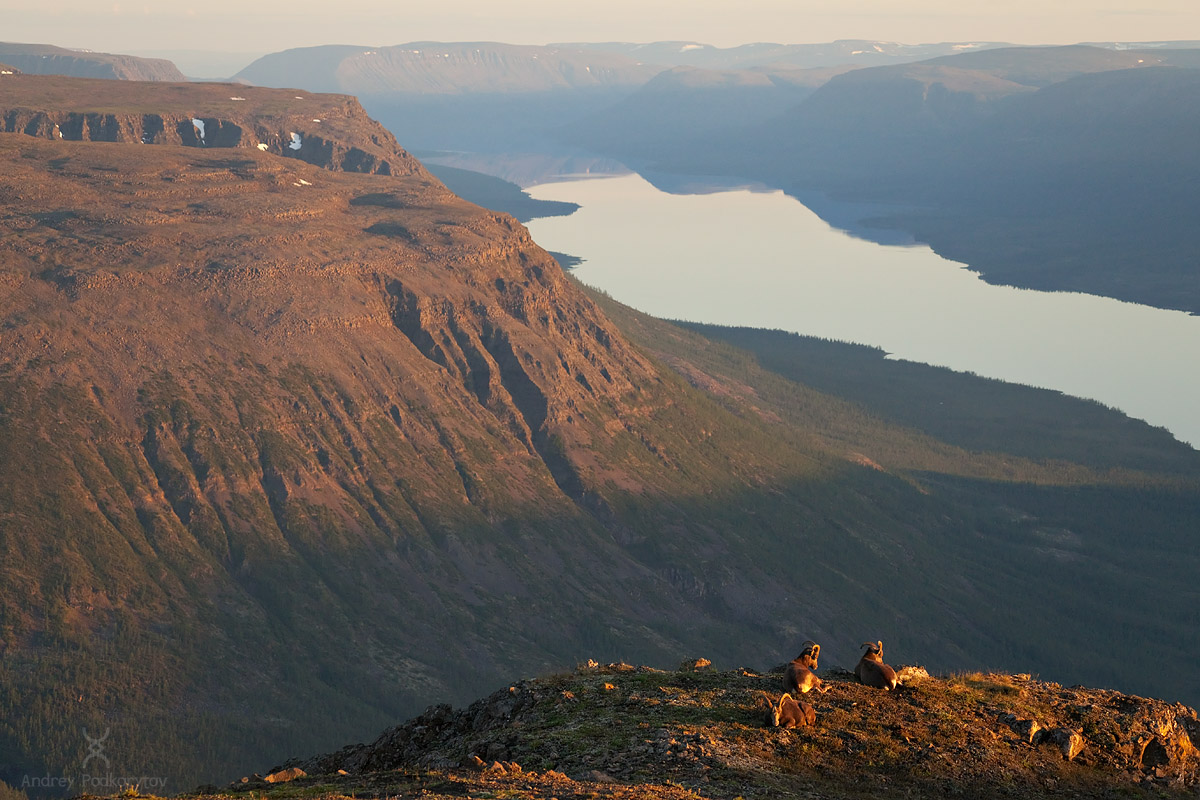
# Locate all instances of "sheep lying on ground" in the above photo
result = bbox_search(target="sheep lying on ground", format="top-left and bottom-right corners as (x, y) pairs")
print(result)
(855, 640), (899, 691)
(783, 640), (830, 695)
(761, 692), (817, 728)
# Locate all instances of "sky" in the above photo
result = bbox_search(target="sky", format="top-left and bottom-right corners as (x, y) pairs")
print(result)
(6, 0), (1200, 62)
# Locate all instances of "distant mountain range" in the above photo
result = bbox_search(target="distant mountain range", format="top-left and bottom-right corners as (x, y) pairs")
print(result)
(560, 39), (1014, 70)
(233, 42), (660, 95)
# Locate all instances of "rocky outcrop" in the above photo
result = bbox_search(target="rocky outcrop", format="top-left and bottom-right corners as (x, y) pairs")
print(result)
(999, 683), (1197, 777)
(0, 74), (427, 177)
(282, 666), (1200, 796)
(1, 107), (409, 175)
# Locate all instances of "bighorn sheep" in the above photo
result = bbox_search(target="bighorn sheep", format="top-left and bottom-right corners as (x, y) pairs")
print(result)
(760, 692), (816, 728)
(854, 640), (899, 691)
(783, 640), (829, 695)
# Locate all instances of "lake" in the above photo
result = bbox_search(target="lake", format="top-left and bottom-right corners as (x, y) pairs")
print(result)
(525, 172), (1200, 448)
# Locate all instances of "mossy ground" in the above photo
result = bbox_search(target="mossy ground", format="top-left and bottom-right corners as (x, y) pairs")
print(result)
(158, 663), (1200, 800)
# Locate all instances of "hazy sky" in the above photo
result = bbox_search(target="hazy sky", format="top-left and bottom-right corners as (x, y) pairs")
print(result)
(7, 0), (1199, 57)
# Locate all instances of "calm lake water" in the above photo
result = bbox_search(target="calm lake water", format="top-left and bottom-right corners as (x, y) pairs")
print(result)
(525, 172), (1200, 448)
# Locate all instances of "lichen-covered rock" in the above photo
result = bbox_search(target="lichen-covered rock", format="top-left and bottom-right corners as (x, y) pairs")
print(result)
(999, 713), (1042, 744)
(895, 665), (932, 685)
(262, 767), (306, 783)
(1037, 727), (1085, 761)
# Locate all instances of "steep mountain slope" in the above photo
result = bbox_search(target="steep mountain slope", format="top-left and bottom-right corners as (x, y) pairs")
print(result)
(0, 42), (184, 81)
(1, 74), (1198, 792)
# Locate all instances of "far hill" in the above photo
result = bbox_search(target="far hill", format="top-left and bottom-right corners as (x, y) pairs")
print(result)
(563, 64), (849, 160)
(920, 43), (1188, 85)
(234, 42), (662, 152)
(559, 40), (1014, 70)
(0, 41), (184, 81)
(234, 42), (659, 95)
(228, 39), (1012, 154)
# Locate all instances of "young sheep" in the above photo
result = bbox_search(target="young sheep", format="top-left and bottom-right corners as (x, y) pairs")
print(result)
(854, 640), (899, 691)
(762, 692), (817, 728)
(783, 640), (830, 695)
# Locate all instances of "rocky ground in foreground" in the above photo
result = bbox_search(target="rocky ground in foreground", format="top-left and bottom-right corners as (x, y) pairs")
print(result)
(190, 661), (1199, 800)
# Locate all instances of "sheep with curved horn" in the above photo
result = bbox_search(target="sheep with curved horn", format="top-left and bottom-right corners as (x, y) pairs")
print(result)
(783, 640), (829, 695)
(760, 692), (816, 728)
(854, 640), (898, 691)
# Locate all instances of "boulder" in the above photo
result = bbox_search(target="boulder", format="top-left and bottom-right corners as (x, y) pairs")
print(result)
(263, 767), (306, 783)
(1037, 728), (1085, 761)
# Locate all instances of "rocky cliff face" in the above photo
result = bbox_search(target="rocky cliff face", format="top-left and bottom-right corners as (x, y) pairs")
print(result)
(0, 74), (422, 175)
